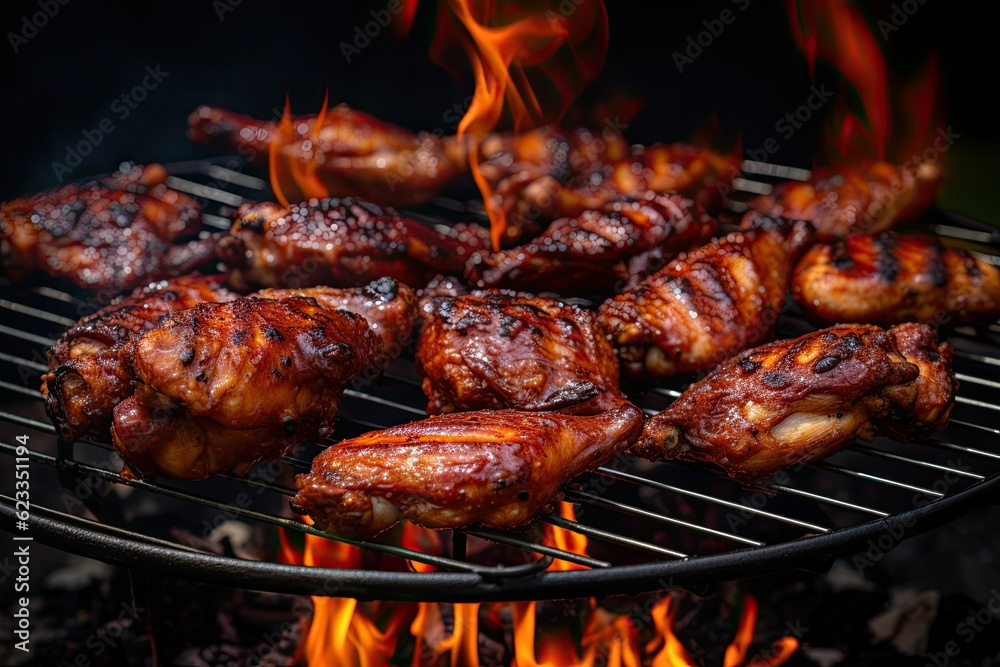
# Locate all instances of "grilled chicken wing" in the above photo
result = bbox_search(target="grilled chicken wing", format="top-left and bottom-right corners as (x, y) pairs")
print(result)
(742, 161), (941, 240)
(41, 275), (236, 441)
(188, 105), (464, 207)
(291, 400), (645, 538)
(217, 198), (486, 290)
(792, 232), (1000, 327)
(599, 218), (815, 378)
(1, 163), (208, 294)
(255, 277), (417, 359)
(479, 127), (738, 244)
(635, 323), (954, 481)
(417, 291), (621, 415)
(465, 195), (716, 295)
(111, 297), (382, 480)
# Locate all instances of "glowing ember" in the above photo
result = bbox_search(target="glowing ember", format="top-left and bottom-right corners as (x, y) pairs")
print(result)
(430, 0), (609, 249)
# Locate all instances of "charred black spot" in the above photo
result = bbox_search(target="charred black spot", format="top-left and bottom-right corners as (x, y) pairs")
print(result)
(161, 290), (179, 302)
(751, 429), (759, 436)
(363, 276), (398, 302)
(518, 490), (529, 501)
(739, 358), (761, 373)
(195, 371), (207, 382)
(495, 478), (508, 491)
(282, 415), (297, 435)
(965, 257), (982, 278)
(530, 326), (543, 336)
(264, 326), (285, 342)
(836, 412), (844, 419)
(873, 235), (900, 282)
(842, 333), (863, 352)
(926, 247), (949, 288)
(926, 350), (941, 362)
(814, 356), (841, 373)
(231, 329), (249, 345)
(761, 371), (791, 388)
(320, 341), (353, 361)
(831, 247), (855, 270)
(180, 348), (195, 366)
(281, 355), (293, 368)
(271, 369), (283, 380)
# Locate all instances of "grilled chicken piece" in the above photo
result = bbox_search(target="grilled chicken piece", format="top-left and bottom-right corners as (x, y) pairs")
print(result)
(1, 163), (207, 294)
(111, 297), (382, 480)
(479, 127), (738, 244)
(635, 323), (953, 481)
(742, 161), (941, 240)
(465, 195), (716, 296)
(881, 323), (957, 440)
(417, 291), (621, 415)
(291, 400), (645, 538)
(188, 105), (464, 207)
(792, 232), (1000, 327)
(41, 275), (236, 441)
(255, 277), (417, 360)
(217, 198), (485, 290)
(599, 218), (816, 378)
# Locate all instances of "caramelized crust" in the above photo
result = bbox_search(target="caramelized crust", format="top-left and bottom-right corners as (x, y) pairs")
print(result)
(111, 297), (383, 480)
(1, 163), (205, 293)
(291, 400), (645, 538)
(465, 195), (716, 295)
(217, 198), (485, 290)
(793, 232), (1000, 326)
(41, 275), (235, 441)
(417, 291), (621, 414)
(599, 218), (815, 378)
(743, 161), (941, 240)
(255, 277), (417, 358)
(479, 126), (738, 243)
(636, 323), (954, 481)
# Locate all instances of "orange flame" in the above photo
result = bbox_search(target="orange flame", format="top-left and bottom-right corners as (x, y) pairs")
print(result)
(268, 93), (332, 207)
(430, 0), (609, 249)
(786, 0), (943, 166)
(542, 501), (589, 572)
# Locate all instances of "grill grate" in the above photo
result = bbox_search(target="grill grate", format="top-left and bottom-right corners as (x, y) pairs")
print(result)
(2, 158), (999, 602)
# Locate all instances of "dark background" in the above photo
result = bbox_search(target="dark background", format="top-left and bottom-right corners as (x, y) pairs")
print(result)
(0, 0), (996, 221)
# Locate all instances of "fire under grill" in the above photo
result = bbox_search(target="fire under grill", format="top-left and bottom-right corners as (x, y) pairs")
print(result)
(2, 158), (1000, 603)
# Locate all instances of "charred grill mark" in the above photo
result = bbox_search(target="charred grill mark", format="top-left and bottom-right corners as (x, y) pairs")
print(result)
(231, 329), (249, 345)
(814, 356), (841, 373)
(739, 358), (761, 373)
(873, 234), (900, 282)
(925, 245), (948, 288)
(264, 326), (285, 342)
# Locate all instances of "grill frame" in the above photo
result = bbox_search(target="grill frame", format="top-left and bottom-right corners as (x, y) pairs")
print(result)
(2, 157), (999, 602)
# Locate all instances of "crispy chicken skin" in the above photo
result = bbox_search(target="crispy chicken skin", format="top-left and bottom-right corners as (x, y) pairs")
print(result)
(465, 195), (717, 296)
(41, 275), (236, 441)
(881, 323), (957, 440)
(188, 105), (464, 207)
(479, 126), (738, 244)
(111, 297), (382, 480)
(291, 400), (645, 538)
(743, 161), (941, 240)
(599, 218), (816, 378)
(416, 291), (621, 415)
(255, 277), (417, 358)
(635, 323), (954, 481)
(217, 198), (485, 290)
(793, 232), (1000, 327)
(1, 163), (206, 294)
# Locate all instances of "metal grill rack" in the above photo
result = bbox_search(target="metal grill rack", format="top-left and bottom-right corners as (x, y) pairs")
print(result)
(1, 158), (999, 602)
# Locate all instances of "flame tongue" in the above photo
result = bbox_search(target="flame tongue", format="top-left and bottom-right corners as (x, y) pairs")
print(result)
(431, 0), (609, 249)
